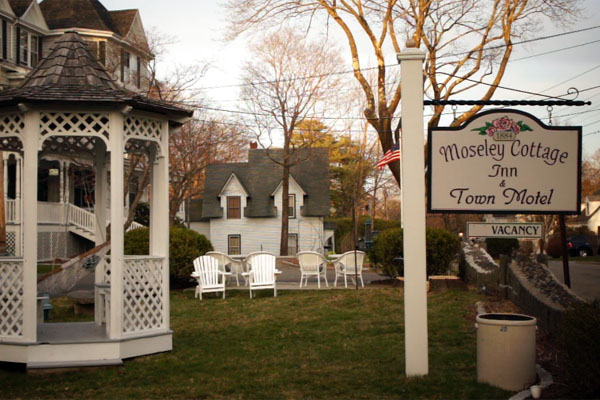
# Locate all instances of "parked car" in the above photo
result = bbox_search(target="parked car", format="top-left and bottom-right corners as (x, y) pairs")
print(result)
(567, 236), (594, 257)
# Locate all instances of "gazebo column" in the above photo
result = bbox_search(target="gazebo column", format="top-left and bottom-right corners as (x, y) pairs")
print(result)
(108, 112), (125, 339)
(58, 161), (64, 203)
(21, 111), (39, 342)
(94, 142), (107, 245)
(150, 122), (170, 331)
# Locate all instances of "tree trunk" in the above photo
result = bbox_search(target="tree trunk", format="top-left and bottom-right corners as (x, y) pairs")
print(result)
(280, 162), (290, 256)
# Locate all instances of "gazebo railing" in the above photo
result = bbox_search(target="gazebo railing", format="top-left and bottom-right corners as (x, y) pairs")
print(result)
(122, 256), (166, 336)
(0, 258), (24, 340)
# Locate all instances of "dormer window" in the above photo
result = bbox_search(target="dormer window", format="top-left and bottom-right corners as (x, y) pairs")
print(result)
(227, 196), (241, 219)
(30, 36), (38, 66)
(19, 29), (28, 66)
(15, 28), (40, 67)
(288, 194), (296, 218)
(121, 50), (130, 82)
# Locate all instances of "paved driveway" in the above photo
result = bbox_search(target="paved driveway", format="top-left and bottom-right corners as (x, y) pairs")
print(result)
(547, 260), (600, 301)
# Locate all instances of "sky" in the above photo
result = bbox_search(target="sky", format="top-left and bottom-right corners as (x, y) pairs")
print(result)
(101, 0), (600, 158)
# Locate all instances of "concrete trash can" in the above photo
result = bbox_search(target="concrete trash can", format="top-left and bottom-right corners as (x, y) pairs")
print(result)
(476, 313), (536, 391)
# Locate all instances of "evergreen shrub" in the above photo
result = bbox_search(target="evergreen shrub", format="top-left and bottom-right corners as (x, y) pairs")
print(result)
(485, 238), (519, 258)
(369, 228), (460, 277)
(124, 227), (213, 287)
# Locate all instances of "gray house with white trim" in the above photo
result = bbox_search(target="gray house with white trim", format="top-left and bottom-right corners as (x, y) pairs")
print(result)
(193, 148), (335, 256)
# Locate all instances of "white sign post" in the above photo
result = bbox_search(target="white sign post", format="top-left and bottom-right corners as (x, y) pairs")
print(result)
(398, 43), (428, 377)
(429, 110), (581, 214)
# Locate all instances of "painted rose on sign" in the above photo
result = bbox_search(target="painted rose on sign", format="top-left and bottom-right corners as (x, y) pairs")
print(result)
(472, 116), (533, 137)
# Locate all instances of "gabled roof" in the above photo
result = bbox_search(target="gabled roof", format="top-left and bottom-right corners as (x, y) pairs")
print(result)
(202, 148), (330, 219)
(39, 0), (131, 36)
(219, 172), (250, 197)
(0, 32), (192, 119)
(8, 0), (32, 17)
(109, 9), (137, 37)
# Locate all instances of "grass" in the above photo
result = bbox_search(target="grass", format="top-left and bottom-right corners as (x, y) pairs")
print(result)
(0, 288), (510, 399)
(37, 264), (58, 276)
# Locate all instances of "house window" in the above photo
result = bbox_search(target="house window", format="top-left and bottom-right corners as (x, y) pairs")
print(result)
(227, 196), (241, 219)
(288, 234), (298, 255)
(19, 29), (27, 66)
(121, 50), (130, 82)
(228, 235), (241, 255)
(288, 194), (296, 218)
(30, 35), (38, 67)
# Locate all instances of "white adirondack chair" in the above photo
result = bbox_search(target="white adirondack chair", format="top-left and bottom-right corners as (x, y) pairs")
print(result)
(333, 251), (366, 288)
(242, 252), (281, 298)
(297, 251), (329, 288)
(206, 251), (244, 286)
(191, 255), (231, 300)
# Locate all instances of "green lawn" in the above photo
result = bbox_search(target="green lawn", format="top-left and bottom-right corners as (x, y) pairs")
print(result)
(0, 288), (510, 399)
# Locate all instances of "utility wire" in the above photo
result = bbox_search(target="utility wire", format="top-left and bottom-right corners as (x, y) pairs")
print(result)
(509, 39), (600, 62)
(187, 25), (600, 92)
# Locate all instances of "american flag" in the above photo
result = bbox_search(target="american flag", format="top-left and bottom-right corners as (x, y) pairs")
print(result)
(376, 142), (401, 170)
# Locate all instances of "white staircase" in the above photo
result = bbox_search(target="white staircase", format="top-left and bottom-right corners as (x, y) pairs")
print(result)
(6, 200), (144, 243)
(66, 203), (145, 242)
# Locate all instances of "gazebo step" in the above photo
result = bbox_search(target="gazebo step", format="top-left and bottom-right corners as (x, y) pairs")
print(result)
(27, 358), (123, 370)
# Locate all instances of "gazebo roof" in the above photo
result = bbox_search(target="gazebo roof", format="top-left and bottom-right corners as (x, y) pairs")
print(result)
(0, 32), (192, 119)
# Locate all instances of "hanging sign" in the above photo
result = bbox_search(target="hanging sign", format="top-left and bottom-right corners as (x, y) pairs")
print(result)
(428, 109), (581, 214)
(467, 222), (544, 239)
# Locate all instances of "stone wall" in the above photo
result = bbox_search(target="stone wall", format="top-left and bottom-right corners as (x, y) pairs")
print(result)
(460, 243), (582, 334)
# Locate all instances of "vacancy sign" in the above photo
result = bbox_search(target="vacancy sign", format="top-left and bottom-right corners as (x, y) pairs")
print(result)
(467, 222), (543, 239)
(428, 109), (581, 214)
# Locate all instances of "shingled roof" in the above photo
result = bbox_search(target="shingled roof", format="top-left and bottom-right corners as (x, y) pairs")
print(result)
(202, 148), (330, 219)
(0, 32), (192, 118)
(39, 0), (130, 36)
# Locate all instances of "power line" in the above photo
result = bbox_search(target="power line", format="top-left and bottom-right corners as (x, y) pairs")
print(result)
(190, 25), (600, 92)
(508, 39), (600, 62)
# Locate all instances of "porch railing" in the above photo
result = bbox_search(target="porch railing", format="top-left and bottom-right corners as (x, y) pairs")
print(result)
(5, 199), (17, 223)
(67, 203), (96, 233)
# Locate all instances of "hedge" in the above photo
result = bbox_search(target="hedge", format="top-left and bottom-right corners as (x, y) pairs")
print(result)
(124, 227), (213, 288)
(368, 227), (460, 277)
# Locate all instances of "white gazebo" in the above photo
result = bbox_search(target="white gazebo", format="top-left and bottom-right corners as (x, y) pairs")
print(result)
(0, 32), (192, 368)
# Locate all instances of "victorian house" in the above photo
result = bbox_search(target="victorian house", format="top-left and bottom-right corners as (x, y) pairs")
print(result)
(0, 0), (155, 259)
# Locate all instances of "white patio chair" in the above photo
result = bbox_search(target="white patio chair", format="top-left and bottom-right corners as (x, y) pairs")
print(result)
(191, 255), (231, 300)
(242, 252), (281, 298)
(333, 250), (366, 288)
(297, 251), (329, 289)
(206, 251), (244, 286)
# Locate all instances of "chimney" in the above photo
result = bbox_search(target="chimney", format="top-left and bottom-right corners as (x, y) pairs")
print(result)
(250, 141), (258, 149)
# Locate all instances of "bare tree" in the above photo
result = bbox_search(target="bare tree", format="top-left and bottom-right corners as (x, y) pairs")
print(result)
(241, 28), (343, 255)
(225, 0), (581, 184)
(168, 117), (246, 225)
(122, 27), (210, 228)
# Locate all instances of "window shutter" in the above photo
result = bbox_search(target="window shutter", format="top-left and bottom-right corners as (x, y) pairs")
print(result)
(87, 40), (98, 60)
(98, 41), (106, 65)
(136, 55), (141, 88)
(15, 27), (19, 65)
(120, 49), (125, 82)
(2, 20), (6, 60)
